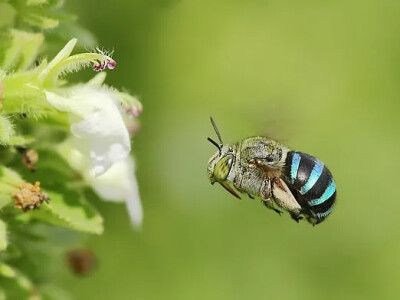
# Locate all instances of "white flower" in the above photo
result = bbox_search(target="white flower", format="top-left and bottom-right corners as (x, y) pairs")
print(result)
(45, 86), (131, 176)
(59, 142), (143, 228)
(41, 39), (143, 228)
(91, 156), (143, 228)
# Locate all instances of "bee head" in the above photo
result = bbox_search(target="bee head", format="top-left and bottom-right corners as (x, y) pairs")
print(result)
(207, 145), (235, 184)
(207, 117), (235, 184)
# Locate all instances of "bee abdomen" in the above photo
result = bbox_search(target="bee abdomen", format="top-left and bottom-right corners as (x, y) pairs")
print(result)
(284, 151), (336, 224)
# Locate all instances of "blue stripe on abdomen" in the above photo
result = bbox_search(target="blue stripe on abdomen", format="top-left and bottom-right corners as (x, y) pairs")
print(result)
(309, 180), (336, 206)
(291, 153), (301, 184)
(300, 160), (324, 195)
(316, 205), (334, 219)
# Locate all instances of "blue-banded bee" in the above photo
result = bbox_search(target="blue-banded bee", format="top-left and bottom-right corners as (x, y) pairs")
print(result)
(207, 117), (336, 225)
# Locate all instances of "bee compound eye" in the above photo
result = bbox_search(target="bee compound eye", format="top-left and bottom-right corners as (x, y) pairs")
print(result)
(214, 155), (233, 181)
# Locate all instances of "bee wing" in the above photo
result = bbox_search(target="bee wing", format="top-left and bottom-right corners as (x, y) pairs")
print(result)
(271, 178), (301, 212)
(251, 158), (284, 179)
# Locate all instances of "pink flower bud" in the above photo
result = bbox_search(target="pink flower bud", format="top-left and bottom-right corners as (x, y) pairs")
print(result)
(107, 60), (116, 70)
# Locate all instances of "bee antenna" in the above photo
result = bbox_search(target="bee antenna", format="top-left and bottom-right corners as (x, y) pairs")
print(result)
(209, 116), (223, 147)
(207, 137), (221, 150)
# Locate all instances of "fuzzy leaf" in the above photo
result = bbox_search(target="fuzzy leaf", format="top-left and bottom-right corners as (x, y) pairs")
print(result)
(39, 38), (76, 84)
(1, 29), (44, 71)
(0, 183), (14, 209)
(0, 115), (15, 145)
(6, 135), (35, 146)
(22, 12), (59, 29)
(12, 149), (76, 185)
(0, 219), (7, 251)
(2, 71), (54, 118)
(12, 30), (44, 71)
(29, 190), (104, 234)
(41, 39), (116, 87)
(0, 166), (24, 209)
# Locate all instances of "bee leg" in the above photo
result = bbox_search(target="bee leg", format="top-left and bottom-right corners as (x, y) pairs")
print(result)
(306, 216), (317, 226)
(271, 178), (302, 213)
(262, 200), (282, 216)
(248, 194), (255, 199)
(272, 207), (283, 216)
(290, 213), (303, 223)
(259, 179), (282, 215)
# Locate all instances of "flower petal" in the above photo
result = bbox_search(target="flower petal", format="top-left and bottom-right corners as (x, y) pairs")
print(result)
(45, 86), (131, 176)
(90, 156), (143, 228)
(58, 142), (143, 228)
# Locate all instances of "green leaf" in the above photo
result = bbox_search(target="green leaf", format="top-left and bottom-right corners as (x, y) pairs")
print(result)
(6, 149), (104, 235)
(0, 263), (16, 278)
(6, 135), (35, 146)
(2, 71), (54, 118)
(39, 38), (76, 84)
(87, 72), (107, 87)
(11, 149), (76, 185)
(27, 0), (49, 6)
(1, 243), (22, 260)
(1, 29), (44, 71)
(0, 166), (24, 209)
(13, 30), (43, 71)
(0, 31), (13, 68)
(0, 263), (35, 294)
(0, 219), (7, 251)
(0, 184), (14, 209)
(0, 3), (16, 28)
(40, 39), (116, 87)
(0, 114), (15, 145)
(29, 189), (104, 234)
(21, 12), (59, 29)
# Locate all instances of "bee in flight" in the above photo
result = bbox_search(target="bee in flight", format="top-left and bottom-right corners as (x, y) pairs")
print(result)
(207, 117), (336, 225)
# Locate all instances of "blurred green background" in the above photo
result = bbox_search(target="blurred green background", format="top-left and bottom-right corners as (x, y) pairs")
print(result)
(61, 0), (400, 299)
